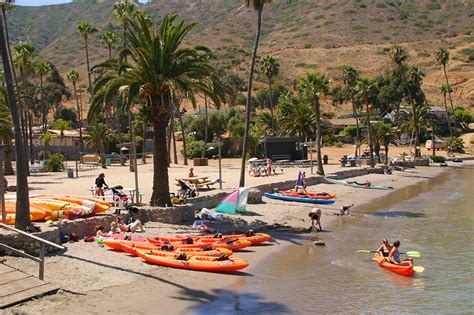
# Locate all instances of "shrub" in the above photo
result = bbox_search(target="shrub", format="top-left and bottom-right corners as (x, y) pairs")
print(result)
(184, 140), (205, 159)
(426, 3), (441, 10)
(304, 43), (312, 49)
(44, 153), (65, 172)
(313, 14), (325, 20)
(447, 137), (465, 153)
(430, 156), (445, 163)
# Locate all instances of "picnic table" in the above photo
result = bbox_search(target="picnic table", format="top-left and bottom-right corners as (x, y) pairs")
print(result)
(179, 176), (215, 189)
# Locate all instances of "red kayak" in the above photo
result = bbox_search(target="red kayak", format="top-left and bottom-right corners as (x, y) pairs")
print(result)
(374, 252), (414, 277)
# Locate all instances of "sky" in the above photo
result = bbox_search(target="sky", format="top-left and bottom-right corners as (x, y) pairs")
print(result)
(16, 0), (148, 6)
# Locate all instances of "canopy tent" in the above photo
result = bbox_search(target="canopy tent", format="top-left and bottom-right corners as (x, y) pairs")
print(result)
(216, 187), (249, 215)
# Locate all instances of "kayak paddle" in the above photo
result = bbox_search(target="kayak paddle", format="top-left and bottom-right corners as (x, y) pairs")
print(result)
(413, 266), (425, 273)
(356, 249), (421, 258)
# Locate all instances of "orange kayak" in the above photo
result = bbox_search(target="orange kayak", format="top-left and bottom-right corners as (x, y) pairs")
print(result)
(172, 233), (271, 245)
(374, 252), (414, 277)
(5, 202), (49, 221)
(136, 249), (248, 272)
(279, 191), (336, 200)
(120, 243), (232, 258)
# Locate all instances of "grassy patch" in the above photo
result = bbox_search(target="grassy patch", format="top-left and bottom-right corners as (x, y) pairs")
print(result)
(426, 3), (441, 10)
(313, 14), (325, 20)
(304, 43), (312, 49)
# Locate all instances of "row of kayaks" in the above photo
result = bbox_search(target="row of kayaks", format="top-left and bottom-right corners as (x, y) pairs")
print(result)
(4, 195), (111, 224)
(101, 232), (272, 272)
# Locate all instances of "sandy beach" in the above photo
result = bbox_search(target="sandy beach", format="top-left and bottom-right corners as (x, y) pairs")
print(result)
(2, 153), (471, 314)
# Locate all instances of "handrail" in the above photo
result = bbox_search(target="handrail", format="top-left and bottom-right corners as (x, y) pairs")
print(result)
(0, 223), (64, 280)
(0, 223), (64, 250)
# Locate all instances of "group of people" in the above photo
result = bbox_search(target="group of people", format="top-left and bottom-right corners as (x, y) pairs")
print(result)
(377, 239), (413, 266)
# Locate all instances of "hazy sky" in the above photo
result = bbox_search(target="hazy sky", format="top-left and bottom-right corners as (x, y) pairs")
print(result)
(16, 0), (148, 6)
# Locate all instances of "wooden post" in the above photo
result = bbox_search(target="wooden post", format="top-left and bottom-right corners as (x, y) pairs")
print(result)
(39, 243), (45, 280)
(310, 140), (314, 175)
(0, 143), (5, 224)
(218, 137), (222, 190)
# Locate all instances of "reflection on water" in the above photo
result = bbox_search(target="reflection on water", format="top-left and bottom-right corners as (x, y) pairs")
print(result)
(191, 167), (474, 314)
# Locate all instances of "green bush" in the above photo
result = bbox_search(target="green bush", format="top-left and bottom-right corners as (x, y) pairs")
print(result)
(430, 156), (446, 163)
(447, 137), (465, 153)
(44, 153), (65, 172)
(184, 140), (205, 159)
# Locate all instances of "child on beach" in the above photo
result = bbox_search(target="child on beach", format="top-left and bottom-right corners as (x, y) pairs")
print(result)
(308, 208), (322, 231)
(188, 168), (196, 177)
(336, 204), (354, 216)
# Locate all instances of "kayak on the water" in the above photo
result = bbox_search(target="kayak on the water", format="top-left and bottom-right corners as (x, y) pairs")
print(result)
(374, 252), (414, 277)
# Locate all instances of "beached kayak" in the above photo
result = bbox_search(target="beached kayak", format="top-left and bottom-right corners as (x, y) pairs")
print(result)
(136, 249), (249, 272)
(173, 233), (271, 245)
(374, 252), (414, 277)
(279, 191), (336, 200)
(120, 243), (232, 258)
(147, 236), (252, 251)
(263, 193), (336, 204)
(325, 178), (393, 190)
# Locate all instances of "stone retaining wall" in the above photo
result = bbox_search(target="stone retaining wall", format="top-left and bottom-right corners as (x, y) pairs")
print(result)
(0, 227), (62, 255)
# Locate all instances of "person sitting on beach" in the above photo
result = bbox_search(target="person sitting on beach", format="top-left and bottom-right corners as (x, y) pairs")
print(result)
(110, 216), (145, 233)
(388, 240), (413, 265)
(377, 239), (392, 257)
(188, 168), (196, 177)
(95, 173), (108, 196)
(364, 180), (371, 187)
(308, 208), (322, 231)
(95, 225), (109, 238)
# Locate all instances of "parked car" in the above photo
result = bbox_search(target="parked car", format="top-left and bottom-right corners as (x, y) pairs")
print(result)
(426, 139), (445, 151)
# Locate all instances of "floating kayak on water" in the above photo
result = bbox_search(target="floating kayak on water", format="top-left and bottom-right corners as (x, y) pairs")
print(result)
(136, 249), (249, 272)
(374, 252), (414, 277)
(263, 193), (336, 204)
(278, 191), (336, 200)
(325, 178), (393, 190)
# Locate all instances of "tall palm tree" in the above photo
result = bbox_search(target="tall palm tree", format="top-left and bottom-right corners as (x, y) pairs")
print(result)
(278, 102), (316, 140)
(439, 83), (453, 137)
(260, 55), (280, 131)
(0, 85), (14, 175)
(40, 130), (53, 159)
(14, 40), (36, 165)
(299, 72), (331, 175)
(34, 61), (51, 132)
(112, 0), (138, 53)
(355, 77), (377, 168)
(77, 21), (97, 94)
(435, 48), (454, 111)
(98, 30), (119, 59)
(89, 14), (227, 206)
(379, 123), (395, 165)
(52, 119), (71, 155)
(239, 0), (272, 187)
(84, 123), (109, 163)
(0, 12), (31, 229)
(341, 65), (361, 157)
(66, 70), (84, 150)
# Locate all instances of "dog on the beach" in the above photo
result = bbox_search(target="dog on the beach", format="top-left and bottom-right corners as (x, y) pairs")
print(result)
(308, 208), (322, 232)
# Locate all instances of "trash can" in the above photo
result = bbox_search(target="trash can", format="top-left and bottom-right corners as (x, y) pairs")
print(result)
(106, 158), (112, 166)
(340, 156), (347, 167)
(67, 167), (74, 178)
(323, 155), (328, 165)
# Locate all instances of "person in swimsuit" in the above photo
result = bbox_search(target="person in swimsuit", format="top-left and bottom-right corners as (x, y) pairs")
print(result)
(95, 173), (108, 196)
(377, 239), (392, 257)
(110, 216), (145, 233)
(388, 240), (413, 266)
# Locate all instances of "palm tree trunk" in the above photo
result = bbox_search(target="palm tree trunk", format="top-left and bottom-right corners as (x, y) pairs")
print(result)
(268, 77), (275, 132)
(108, 44), (112, 59)
(142, 122), (147, 164)
(167, 124), (172, 165)
(202, 96), (208, 158)
(28, 114), (34, 164)
(443, 65), (454, 111)
(239, 7), (262, 187)
(314, 99), (324, 175)
(73, 83), (84, 151)
(0, 14), (31, 229)
(352, 99), (360, 157)
(431, 123), (436, 157)
(384, 142), (389, 165)
(178, 106), (188, 166)
(365, 100), (375, 168)
(443, 92), (453, 137)
(151, 120), (171, 206)
(85, 37), (92, 94)
(170, 108), (178, 165)
(4, 142), (14, 175)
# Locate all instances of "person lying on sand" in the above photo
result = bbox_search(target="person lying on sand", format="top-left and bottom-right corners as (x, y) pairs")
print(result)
(111, 216), (145, 233)
(308, 208), (322, 231)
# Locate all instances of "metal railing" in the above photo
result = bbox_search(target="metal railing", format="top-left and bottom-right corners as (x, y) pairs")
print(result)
(0, 223), (64, 280)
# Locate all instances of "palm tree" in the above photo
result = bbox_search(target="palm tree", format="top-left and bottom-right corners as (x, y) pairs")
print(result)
(84, 123), (109, 164)
(355, 77), (377, 168)
(112, 0), (138, 53)
(341, 65), (361, 157)
(379, 124), (395, 165)
(0, 12), (31, 229)
(40, 130), (53, 159)
(77, 21), (97, 94)
(0, 85), (14, 175)
(34, 61), (51, 132)
(260, 55), (280, 131)
(14, 40), (36, 165)
(89, 14), (227, 206)
(406, 65), (427, 157)
(239, 0), (273, 187)
(278, 102), (316, 140)
(66, 70), (84, 150)
(52, 119), (71, 155)
(435, 48), (454, 111)
(98, 30), (119, 59)
(439, 83), (453, 137)
(299, 72), (331, 175)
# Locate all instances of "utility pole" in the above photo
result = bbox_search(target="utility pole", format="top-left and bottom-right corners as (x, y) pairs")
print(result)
(0, 143), (5, 224)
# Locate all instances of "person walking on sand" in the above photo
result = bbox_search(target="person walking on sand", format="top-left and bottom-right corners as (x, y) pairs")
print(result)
(308, 208), (322, 231)
(95, 173), (108, 196)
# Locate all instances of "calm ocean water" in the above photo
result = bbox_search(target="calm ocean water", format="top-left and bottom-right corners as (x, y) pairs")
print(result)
(191, 166), (474, 314)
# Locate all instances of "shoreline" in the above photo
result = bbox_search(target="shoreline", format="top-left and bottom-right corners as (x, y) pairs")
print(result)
(3, 162), (472, 314)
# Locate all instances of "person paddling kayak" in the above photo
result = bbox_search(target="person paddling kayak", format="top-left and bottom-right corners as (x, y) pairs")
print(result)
(376, 239), (392, 257)
(388, 240), (413, 266)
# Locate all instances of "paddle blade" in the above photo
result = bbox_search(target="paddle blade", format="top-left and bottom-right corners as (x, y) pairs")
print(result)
(355, 250), (372, 253)
(413, 266), (425, 273)
(406, 251), (421, 258)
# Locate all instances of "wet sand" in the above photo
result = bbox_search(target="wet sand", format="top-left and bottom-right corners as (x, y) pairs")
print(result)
(2, 161), (472, 314)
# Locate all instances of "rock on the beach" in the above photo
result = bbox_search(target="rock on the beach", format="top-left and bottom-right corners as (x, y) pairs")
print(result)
(314, 240), (325, 246)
